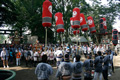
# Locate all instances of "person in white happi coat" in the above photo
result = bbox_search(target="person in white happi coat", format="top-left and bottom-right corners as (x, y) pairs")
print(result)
(87, 46), (91, 55)
(93, 45), (98, 57)
(82, 45), (87, 58)
(93, 45), (97, 54)
(48, 48), (54, 64)
(97, 45), (104, 54)
(54, 48), (63, 68)
(34, 50), (39, 67)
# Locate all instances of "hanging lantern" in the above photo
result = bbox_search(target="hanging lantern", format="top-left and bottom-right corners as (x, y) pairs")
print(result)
(73, 30), (80, 35)
(112, 29), (118, 46)
(42, 0), (52, 27)
(100, 18), (105, 34)
(80, 13), (88, 32)
(72, 7), (80, 29)
(87, 16), (96, 33)
(55, 12), (64, 33)
(102, 17), (107, 34)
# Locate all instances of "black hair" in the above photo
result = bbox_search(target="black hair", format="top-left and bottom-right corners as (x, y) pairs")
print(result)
(42, 55), (47, 63)
(65, 54), (69, 58)
(65, 54), (69, 62)
(10, 49), (12, 52)
(75, 55), (80, 62)
(98, 51), (101, 56)
(87, 55), (91, 59)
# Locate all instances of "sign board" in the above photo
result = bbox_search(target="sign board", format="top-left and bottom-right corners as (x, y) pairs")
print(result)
(113, 56), (120, 67)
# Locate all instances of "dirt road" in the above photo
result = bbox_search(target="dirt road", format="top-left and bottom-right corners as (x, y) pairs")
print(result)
(0, 66), (120, 80)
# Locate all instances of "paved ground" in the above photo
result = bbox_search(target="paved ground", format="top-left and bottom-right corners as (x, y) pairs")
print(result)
(0, 66), (57, 80)
(0, 65), (120, 80)
(0, 56), (120, 80)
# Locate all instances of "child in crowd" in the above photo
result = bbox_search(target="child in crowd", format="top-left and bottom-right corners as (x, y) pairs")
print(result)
(16, 50), (21, 66)
(9, 49), (13, 64)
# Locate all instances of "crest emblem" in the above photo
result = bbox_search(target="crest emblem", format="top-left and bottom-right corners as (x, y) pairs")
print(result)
(48, 5), (52, 14)
(88, 19), (93, 25)
(73, 11), (77, 17)
(80, 17), (83, 23)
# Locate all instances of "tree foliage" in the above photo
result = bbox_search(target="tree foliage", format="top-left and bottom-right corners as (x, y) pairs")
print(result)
(0, 0), (17, 26)
(90, 0), (120, 32)
(0, 0), (120, 43)
(11, 0), (54, 43)
(0, 35), (6, 44)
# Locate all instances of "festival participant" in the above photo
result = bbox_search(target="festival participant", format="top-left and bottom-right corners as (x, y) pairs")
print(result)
(1, 48), (9, 68)
(16, 49), (21, 66)
(108, 50), (114, 76)
(102, 50), (110, 80)
(9, 49), (13, 64)
(19, 47), (24, 60)
(53, 47), (57, 62)
(34, 50), (39, 67)
(83, 55), (94, 80)
(110, 50), (115, 73)
(56, 54), (73, 80)
(0, 46), (2, 56)
(63, 47), (67, 56)
(24, 48), (30, 67)
(72, 55), (83, 80)
(27, 49), (32, 66)
(38, 49), (42, 63)
(47, 48), (51, 63)
(93, 45), (98, 57)
(35, 55), (53, 80)
(93, 51), (103, 80)
(72, 46), (77, 60)
(87, 45), (92, 55)
(103, 45), (107, 55)
(79, 46), (83, 55)
(97, 45), (104, 54)
(54, 47), (63, 68)
(29, 49), (34, 66)
(66, 48), (70, 55)
(49, 48), (54, 65)
(82, 45), (87, 58)
(41, 48), (46, 57)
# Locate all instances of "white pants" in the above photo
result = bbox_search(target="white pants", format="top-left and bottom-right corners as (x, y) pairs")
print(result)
(16, 58), (20, 66)
(93, 72), (102, 80)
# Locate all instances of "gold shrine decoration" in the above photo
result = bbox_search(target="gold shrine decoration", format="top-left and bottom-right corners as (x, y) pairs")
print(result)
(14, 38), (20, 41)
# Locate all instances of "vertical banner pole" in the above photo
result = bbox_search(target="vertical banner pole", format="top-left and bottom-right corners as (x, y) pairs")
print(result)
(61, 32), (64, 60)
(95, 33), (99, 45)
(76, 31), (79, 55)
(45, 27), (47, 51)
(86, 32), (89, 45)
(61, 33), (63, 46)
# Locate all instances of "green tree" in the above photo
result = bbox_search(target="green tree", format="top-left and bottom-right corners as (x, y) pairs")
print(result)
(89, 0), (120, 43)
(0, 35), (6, 44)
(0, 0), (17, 26)
(3, 0), (120, 44)
(11, 0), (54, 43)
(90, 0), (120, 32)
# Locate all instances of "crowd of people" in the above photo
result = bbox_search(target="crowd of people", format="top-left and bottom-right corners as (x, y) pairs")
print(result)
(0, 43), (117, 80)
